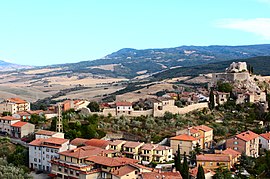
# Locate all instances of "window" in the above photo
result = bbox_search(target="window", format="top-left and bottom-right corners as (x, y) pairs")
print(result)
(202, 162), (205, 166)
(234, 147), (238, 150)
(234, 141), (238, 145)
(210, 162), (213, 166)
(70, 170), (74, 175)
(58, 167), (62, 171)
(76, 172), (79, 176)
(46, 148), (49, 152)
(34, 158), (37, 162)
(64, 168), (68, 173)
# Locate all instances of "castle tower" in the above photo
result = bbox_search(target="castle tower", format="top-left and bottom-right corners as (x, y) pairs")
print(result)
(56, 103), (63, 132)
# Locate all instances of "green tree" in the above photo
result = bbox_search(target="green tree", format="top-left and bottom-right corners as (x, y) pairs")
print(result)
(174, 145), (182, 172)
(197, 164), (205, 179)
(87, 101), (100, 112)
(209, 88), (215, 110)
(2, 111), (11, 116)
(181, 152), (189, 179)
(217, 82), (233, 93)
(194, 142), (202, 155)
(213, 167), (232, 179)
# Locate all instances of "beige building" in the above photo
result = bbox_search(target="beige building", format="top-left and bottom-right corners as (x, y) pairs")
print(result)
(10, 121), (35, 138)
(109, 140), (126, 151)
(35, 130), (65, 139)
(123, 141), (144, 160)
(196, 154), (233, 170)
(226, 130), (259, 158)
(170, 134), (201, 155)
(0, 98), (30, 114)
(0, 116), (20, 135)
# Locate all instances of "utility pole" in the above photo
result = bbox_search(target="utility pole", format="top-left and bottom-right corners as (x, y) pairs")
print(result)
(56, 103), (63, 133)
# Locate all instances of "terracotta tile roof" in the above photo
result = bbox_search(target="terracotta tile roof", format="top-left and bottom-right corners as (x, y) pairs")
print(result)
(189, 128), (199, 134)
(86, 156), (124, 167)
(109, 140), (126, 146)
(11, 121), (28, 128)
(196, 154), (231, 162)
(194, 125), (213, 132)
(141, 171), (182, 179)
(170, 134), (198, 141)
(113, 157), (139, 164)
(111, 165), (137, 177)
(16, 111), (31, 116)
(7, 98), (27, 104)
(236, 130), (259, 142)
(0, 116), (19, 121)
(84, 139), (110, 149)
(154, 145), (171, 151)
(124, 141), (144, 148)
(35, 130), (57, 136)
(59, 146), (116, 159)
(189, 167), (215, 177)
(27, 110), (44, 115)
(29, 137), (68, 148)
(221, 148), (241, 158)
(141, 143), (157, 150)
(260, 132), (270, 140)
(115, 101), (132, 106)
(70, 138), (89, 146)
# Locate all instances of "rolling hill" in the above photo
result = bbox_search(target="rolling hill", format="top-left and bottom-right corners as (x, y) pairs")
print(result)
(49, 44), (270, 78)
(0, 60), (31, 71)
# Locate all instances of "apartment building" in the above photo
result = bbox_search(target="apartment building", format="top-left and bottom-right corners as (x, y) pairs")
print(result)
(0, 98), (30, 114)
(196, 154), (233, 170)
(29, 137), (73, 172)
(109, 140), (126, 151)
(123, 141), (144, 160)
(170, 134), (201, 155)
(0, 116), (20, 135)
(10, 121), (35, 138)
(116, 102), (133, 115)
(259, 132), (270, 150)
(226, 130), (259, 157)
(35, 130), (65, 139)
(140, 144), (173, 163)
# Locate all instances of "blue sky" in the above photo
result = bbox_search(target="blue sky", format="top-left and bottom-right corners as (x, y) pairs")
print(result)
(0, 0), (270, 66)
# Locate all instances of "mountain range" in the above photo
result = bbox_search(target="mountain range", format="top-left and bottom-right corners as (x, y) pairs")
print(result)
(2, 44), (270, 78)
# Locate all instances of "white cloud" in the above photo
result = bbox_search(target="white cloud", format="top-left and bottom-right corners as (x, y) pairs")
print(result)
(216, 18), (270, 40)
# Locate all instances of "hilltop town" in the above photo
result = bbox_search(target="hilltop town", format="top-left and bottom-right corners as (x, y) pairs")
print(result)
(0, 62), (270, 179)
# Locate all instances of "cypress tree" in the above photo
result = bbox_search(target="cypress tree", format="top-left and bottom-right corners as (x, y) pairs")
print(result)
(174, 145), (182, 172)
(209, 87), (215, 110)
(181, 152), (189, 179)
(197, 164), (205, 179)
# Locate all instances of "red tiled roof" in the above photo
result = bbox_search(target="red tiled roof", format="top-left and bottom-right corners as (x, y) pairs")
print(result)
(70, 138), (89, 146)
(59, 146), (116, 159)
(260, 132), (270, 140)
(35, 130), (57, 136)
(236, 130), (259, 142)
(141, 143), (157, 150)
(29, 137), (68, 147)
(16, 111), (31, 116)
(0, 116), (19, 121)
(11, 121), (28, 128)
(124, 141), (143, 148)
(170, 134), (198, 141)
(115, 101), (132, 106)
(86, 156), (124, 167)
(114, 157), (138, 164)
(196, 154), (231, 162)
(27, 110), (44, 115)
(194, 125), (213, 132)
(109, 140), (126, 146)
(7, 98), (27, 104)
(84, 139), (110, 149)
(154, 145), (171, 151)
(221, 148), (241, 158)
(141, 171), (182, 179)
(111, 165), (137, 177)
(189, 167), (215, 177)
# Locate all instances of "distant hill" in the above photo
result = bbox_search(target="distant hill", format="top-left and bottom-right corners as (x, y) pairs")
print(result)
(152, 56), (270, 80)
(52, 44), (270, 78)
(0, 60), (31, 71)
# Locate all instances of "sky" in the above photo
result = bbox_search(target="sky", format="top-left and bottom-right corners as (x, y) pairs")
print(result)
(0, 0), (270, 66)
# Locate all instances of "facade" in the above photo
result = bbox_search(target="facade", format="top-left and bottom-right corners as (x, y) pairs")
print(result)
(116, 102), (133, 115)
(109, 140), (126, 152)
(170, 134), (201, 155)
(226, 130), (259, 157)
(259, 132), (270, 150)
(29, 137), (73, 172)
(215, 92), (230, 105)
(0, 116), (20, 135)
(10, 121), (35, 138)
(193, 125), (213, 149)
(196, 154), (233, 170)
(35, 130), (65, 139)
(0, 98), (30, 114)
(123, 141), (144, 160)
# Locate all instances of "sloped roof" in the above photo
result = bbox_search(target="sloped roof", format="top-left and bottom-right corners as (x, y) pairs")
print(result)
(84, 139), (110, 149)
(221, 148), (241, 158)
(115, 102), (132, 106)
(260, 132), (270, 140)
(170, 134), (198, 141)
(194, 125), (213, 132)
(111, 165), (138, 177)
(11, 121), (28, 128)
(29, 137), (68, 148)
(141, 171), (182, 179)
(236, 130), (259, 142)
(141, 143), (157, 150)
(35, 130), (57, 136)
(70, 138), (89, 146)
(109, 140), (126, 146)
(124, 141), (144, 148)
(0, 116), (19, 121)
(196, 154), (231, 162)
(7, 98), (27, 104)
